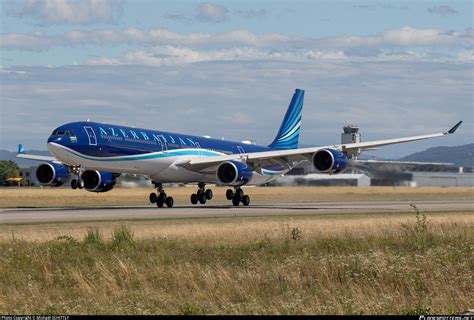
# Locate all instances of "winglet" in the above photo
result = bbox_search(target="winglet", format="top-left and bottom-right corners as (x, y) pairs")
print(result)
(446, 121), (463, 134)
(18, 144), (25, 154)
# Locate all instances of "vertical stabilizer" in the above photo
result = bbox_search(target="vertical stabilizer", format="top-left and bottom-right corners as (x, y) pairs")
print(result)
(268, 89), (305, 150)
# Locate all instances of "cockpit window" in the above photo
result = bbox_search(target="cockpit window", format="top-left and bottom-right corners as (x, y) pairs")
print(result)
(51, 129), (66, 136)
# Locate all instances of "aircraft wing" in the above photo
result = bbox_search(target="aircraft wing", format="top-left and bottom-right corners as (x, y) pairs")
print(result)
(176, 121), (462, 173)
(16, 144), (56, 162)
(16, 153), (57, 162)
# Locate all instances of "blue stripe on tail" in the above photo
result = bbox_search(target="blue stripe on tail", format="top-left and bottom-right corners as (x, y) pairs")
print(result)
(268, 89), (305, 150)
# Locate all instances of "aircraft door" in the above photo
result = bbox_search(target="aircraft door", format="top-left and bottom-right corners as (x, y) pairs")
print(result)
(237, 146), (245, 154)
(84, 126), (97, 146)
(158, 135), (168, 151)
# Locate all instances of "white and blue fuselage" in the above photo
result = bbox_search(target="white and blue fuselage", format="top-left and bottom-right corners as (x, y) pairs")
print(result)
(47, 121), (284, 185)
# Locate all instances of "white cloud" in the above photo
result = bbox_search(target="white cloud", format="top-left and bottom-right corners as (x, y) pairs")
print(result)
(6, 0), (124, 24)
(458, 50), (473, 62)
(195, 3), (228, 23)
(86, 46), (347, 66)
(1, 26), (472, 54)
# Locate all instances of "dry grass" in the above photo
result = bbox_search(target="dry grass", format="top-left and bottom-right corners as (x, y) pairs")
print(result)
(0, 186), (473, 208)
(0, 210), (473, 315)
(0, 211), (472, 243)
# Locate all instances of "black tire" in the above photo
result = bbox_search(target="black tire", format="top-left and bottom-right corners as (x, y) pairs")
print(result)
(71, 179), (78, 190)
(226, 189), (234, 200)
(156, 198), (164, 208)
(78, 180), (84, 189)
(232, 197), (240, 206)
(158, 192), (167, 202)
(205, 189), (213, 200)
(149, 192), (157, 203)
(242, 195), (250, 206)
(198, 192), (207, 204)
(191, 193), (198, 205)
(165, 196), (174, 208)
(235, 189), (244, 200)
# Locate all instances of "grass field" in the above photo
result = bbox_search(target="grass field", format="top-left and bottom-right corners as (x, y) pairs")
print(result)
(0, 186), (473, 208)
(1, 209), (473, 315)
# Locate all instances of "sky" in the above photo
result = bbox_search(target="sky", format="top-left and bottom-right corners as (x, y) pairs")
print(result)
(0, 0), (473, 158)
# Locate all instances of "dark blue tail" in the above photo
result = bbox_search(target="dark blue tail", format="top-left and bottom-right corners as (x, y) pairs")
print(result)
(268, 89), (304, 150)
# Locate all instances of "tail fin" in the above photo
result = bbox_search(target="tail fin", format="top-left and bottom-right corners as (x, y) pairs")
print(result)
(268, 89), (305, 150)
(18, 144), (25, 154)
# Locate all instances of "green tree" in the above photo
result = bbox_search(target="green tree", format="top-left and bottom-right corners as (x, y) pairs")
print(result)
(0, 160), (20, 182)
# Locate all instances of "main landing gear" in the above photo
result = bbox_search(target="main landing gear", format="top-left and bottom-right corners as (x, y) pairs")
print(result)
(226, 187), (250, 206)
(149, 182), (174, 208)
(190, 183), (213, 205)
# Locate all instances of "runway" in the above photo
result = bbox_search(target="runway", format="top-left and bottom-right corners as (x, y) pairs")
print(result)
(0, 200), (472, 224)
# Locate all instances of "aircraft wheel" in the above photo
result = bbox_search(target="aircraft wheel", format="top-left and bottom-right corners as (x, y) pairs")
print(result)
(198, 192), (207, 204)
(205, 189), (213, 200)
(242, 195), (250, 206)
(78, 180), (84, 189)
(226, 189), (234, 200)
(165, 196), (174, 208)
(235, 188), (244, 200)
(158, 192), (167, 202)
(191, 194), (198, 205)
(156, 198), (164, 208)
(232, 197), (240, 206)
(71, 179), (78, 190)
(149, 192), (157, 203)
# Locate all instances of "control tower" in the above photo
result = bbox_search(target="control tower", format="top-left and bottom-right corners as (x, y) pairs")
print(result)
(341, 125), (361, 159)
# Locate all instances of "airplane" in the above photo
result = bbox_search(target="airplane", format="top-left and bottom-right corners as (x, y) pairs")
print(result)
(17, 89), (462, 208)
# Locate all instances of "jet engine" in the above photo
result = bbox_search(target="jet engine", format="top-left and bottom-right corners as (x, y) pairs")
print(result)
(312, 148), (348, 174)
(81, 170), (119, 193)
(216, 161), (253, 186)
(35, 162), (69, 186)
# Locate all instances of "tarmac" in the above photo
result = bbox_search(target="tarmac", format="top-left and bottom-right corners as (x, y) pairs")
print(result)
(0, 200), (472, 224)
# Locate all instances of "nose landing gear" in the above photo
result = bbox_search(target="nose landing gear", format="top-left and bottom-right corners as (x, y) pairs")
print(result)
(149, 182), (174, 208)
(70, 166), (83, 190)
(226, 187), (250, 206)
(190, 183), (213, 205)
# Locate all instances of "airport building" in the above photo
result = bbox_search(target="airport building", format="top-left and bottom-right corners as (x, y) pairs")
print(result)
(18, 165), (39, 186)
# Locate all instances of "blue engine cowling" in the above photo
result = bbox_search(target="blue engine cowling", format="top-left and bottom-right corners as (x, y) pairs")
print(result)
(216, 161), (253, 186)
(35, 162), (69, 186)
(312, 148), (348, 174)
(81, 170), (119, 193)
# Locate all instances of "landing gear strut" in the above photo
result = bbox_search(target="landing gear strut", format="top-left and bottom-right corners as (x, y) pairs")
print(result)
(149, 182), (174, 208)
(70, 166), (83, 190)
(226, 187), (250, 206)
(191, 183), (213, 205)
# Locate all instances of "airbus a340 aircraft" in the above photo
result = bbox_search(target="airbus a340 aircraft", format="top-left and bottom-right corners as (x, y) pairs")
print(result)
(17, 89), (462, 208)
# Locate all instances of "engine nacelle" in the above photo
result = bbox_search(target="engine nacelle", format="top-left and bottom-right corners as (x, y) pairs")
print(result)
(312, 148), (348, 174)
(35, 162), (69, 186)
(81, 170), (119, 193)
(216, 161), (253, 186)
